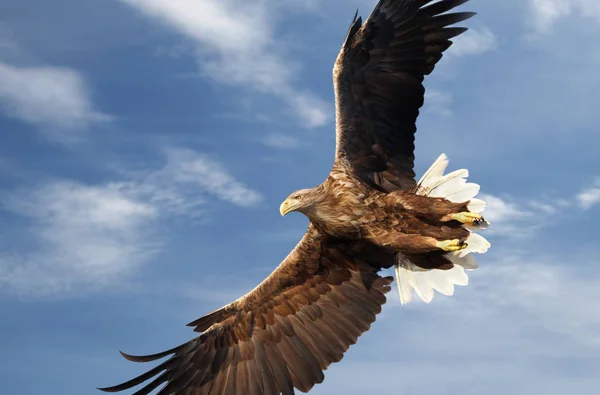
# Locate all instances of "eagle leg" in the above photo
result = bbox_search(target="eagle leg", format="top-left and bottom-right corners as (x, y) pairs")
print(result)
(436, 239), (468, 252)
(442, 212), (489, 228)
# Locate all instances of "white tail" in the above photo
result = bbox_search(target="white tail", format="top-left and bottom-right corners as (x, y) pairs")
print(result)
(395, 153), (491, 305)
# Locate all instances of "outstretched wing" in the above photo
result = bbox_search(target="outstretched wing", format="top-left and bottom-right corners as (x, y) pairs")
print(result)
(99, 226), (395, 395)
(333, 0), (474, 192)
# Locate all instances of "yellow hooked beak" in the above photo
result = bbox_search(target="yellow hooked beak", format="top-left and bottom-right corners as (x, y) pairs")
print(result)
(280, 199), (291, 216)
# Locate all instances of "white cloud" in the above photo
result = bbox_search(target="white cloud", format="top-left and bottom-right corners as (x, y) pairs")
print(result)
(287, 92), (330, 128)
(0, 182), (158, 296)
(482, 194), (532, 223)
(530, 0), (600, 34)
(115, 147), (263, 217)
(156, 148), (263, 208)
(0, 62), (109, 138)
(476, 187), (600, 236)
(527, 199), (558, 214)
(119, 0), (330, 127)
(447, 26), (497, 57)
(479, 193), (563, 237)
(262, 133), (300, 149)
(0, 148), (262, 297)
(577, 178), (600, 209)
(476, 257), (600, 345)
(530, 0), (571, 33)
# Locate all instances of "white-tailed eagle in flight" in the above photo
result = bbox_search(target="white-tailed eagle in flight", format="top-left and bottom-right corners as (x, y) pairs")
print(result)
(100, 1), (490, 394)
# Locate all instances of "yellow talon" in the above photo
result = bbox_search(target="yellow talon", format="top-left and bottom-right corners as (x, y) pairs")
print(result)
(449, 212), (488, 227)
(437, 239), (468, 252)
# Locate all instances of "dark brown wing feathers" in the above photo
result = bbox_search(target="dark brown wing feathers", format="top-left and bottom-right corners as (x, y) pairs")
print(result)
(334, 0), (473, 192)
(99, 227), (395, 395)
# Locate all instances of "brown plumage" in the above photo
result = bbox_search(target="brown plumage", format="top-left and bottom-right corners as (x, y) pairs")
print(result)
(99, 1), (489, 394)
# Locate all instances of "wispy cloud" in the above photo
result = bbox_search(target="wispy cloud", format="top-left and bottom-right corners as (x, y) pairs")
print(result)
(0, 182), (158, 296)
(386, 252), (600, 345)
(483, 194), (532, 223)
(527, 199), (559, 214)
(119, 0), (330, 127)
(480, 193), (560, 237)
(476, 256), (600, 345)
(479, 180), (600, 236)
(529, 0), (571, 34)
(529, 0), (600, 34)
(152, 148), (263, 208)
(447, 26), (497, 57)
(577, 177), (600, 209)
(417, 252), (600, 350)
(0, 147), (262, 297)
(115, 147), (263, 216)
(0, 62), (109, 139)
(262, 133), (300, 149)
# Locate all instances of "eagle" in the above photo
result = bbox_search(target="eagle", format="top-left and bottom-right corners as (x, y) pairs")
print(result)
(100, 0), (491, 394)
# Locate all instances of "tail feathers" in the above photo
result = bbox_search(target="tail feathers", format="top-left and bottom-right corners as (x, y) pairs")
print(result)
(415, 153), (448, 188)
(395, 153), (490, 304)
(395, 265), (418, 304)
(467, 198), (486, 213)
(416, 156), (481, 204)
(395, 258), (469, 305)
(458, 232), (491, 257)
(447, 251), (479, 270)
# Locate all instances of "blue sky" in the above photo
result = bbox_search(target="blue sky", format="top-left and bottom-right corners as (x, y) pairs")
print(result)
(1, 0), (600, 393)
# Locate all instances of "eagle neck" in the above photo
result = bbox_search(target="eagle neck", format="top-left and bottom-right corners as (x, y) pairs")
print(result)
(302, 174), (368, 238)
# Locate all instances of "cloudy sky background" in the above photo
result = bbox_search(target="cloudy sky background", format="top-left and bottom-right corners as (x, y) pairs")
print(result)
(1, 0), (599, 393)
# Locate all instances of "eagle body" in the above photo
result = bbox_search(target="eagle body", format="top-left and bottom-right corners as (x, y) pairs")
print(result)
(300, 161), (470, 254)
(100, 1), (492, 394)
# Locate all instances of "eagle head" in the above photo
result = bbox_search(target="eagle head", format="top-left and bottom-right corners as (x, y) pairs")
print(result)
(280, 188), (322, 216)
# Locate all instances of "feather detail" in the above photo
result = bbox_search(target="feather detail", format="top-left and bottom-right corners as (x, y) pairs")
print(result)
(394, 265), (417, 304)
(395, 153), (490, 304)
(467, 198), (486, 213)
(457, 232), (491, 258)
(395, 255), (469, 305)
